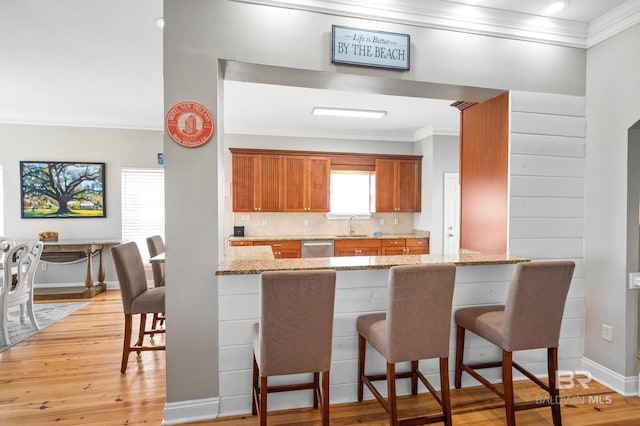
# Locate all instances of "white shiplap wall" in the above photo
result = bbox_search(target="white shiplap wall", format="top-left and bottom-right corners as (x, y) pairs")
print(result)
(509, 90), (586, 375)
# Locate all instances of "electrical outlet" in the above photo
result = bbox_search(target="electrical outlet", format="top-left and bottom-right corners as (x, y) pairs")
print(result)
(394, 218), (399, 225)
(240, 214), (250, 221)
(41, 262), (47, 271)
(380, 219), (385, 225)
(602, 324), (613, 342)
(304, 219), (309, 226)
(262, 219), (268, 227)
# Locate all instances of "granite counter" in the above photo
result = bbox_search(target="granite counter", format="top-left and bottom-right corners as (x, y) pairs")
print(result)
(215, 251), (529, 275)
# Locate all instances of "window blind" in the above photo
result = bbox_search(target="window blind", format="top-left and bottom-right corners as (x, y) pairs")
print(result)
(121, 168), (164, 262)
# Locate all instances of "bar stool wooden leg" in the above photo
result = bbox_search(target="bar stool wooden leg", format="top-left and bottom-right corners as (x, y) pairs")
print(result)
(313, 372), (319, 408)
(121, 313), (133, 374)
(548, 347), (562, 426)
(136, 313), (146, 349)
(387, 362), (399, 426)
(357, 334), (366, 402)
(411, 360), (419, 395)
(321, 371), (330, 426)
(455, 325), (465, 389)
(440, 357), (453, 426)
(502, 350), (516, 426)
(259, 376), (268, 426)
(252, 356), (259, 416)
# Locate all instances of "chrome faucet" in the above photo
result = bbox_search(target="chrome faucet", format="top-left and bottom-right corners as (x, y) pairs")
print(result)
(348, 215), (359, 236)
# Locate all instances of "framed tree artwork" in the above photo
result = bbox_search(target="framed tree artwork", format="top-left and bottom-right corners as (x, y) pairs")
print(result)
(20, 161), (106, 218)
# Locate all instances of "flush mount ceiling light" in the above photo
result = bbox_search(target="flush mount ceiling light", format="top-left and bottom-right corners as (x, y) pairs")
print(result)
(155, 17), (165, 30)
(544, 0), (569, 15)
(312, 107), (387, 119)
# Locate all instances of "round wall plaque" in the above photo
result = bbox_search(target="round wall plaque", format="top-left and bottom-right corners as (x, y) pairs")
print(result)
(165, 101), (214, 148)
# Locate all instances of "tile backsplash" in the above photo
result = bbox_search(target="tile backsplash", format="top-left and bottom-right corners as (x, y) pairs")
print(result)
(231, 212), (419, 238)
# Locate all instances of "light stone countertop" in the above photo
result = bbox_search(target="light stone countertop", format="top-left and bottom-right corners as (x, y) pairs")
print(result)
(228, 232), (429, 242)
(216, 250), (529, 275)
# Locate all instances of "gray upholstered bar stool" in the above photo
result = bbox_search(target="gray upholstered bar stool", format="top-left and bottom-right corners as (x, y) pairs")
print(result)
(454, 260), (575, 426)
(146, 235), (165, 331)
(252, 269), (336, 426)
(111, 241), (166, 374)
(357, 263), (457, 426)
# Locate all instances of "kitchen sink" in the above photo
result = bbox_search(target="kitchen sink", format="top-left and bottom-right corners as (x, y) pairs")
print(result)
(335, 234), (369, 238)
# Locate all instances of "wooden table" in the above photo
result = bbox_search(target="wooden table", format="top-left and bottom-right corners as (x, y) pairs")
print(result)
(40, 239), (120, 298)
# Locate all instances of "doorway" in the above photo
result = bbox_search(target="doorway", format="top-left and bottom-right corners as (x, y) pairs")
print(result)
(627, 121), (640, 374)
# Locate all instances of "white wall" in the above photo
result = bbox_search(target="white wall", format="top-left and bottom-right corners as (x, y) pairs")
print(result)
(585, 22), (640, 387)
(0, 123), (162, 285)
(163, 0), (588, 422)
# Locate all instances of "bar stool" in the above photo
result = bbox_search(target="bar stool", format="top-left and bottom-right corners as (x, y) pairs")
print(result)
(357, 263), (457, 425)
(252, 269), (336, 426)
(454, 260), (575, 426)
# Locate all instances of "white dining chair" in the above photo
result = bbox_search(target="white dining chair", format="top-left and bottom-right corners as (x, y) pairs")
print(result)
(0, 241), (44, 347)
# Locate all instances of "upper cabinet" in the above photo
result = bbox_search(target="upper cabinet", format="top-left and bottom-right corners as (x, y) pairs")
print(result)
(230, 148), (422, 213)
(283, 156), (330, 212)
(232, 153), (283, 212)
(375, 158), (421, 212)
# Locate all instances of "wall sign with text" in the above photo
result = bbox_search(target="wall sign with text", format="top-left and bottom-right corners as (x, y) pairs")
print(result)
(165, 101), (214, 148)
(331, 25), (410, 71)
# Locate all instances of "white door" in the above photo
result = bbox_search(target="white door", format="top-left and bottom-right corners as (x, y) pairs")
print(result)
(443, 172), (460, 254)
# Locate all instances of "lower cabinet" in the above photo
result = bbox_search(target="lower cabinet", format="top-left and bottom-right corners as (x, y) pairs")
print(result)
(231, 237), (428, 257)
(252, 240), (301, 258)
(381, 238), (430, 255)
(334, 239), (381, 257)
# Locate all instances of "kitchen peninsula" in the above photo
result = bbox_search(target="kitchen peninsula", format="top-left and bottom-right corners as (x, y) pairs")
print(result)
(215, 247), (532, 417)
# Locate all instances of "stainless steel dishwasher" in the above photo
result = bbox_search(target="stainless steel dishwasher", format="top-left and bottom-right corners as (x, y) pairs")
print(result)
(301, 240), (334, 258)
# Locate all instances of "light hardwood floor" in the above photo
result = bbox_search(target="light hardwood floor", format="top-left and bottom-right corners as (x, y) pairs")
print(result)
(1, 290), (640, 425)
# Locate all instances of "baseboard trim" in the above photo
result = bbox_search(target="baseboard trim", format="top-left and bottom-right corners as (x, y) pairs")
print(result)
(582, 357), (639, 396)
(162, 397), (219, 425)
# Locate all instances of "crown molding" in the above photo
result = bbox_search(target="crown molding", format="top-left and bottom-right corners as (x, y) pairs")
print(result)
(588, 0), (640, 47)
(234, 0), (640, 49)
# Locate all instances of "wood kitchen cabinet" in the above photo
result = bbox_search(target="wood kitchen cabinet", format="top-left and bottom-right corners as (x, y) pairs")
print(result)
(334, 239), (381, 257)
(232, 153), (283, 212)
(253, 240), (301, 258)
(381, 238), (430, 255)
(283, 156), (330, 212)
(375, 158), (421, 212)
(405, 238), (429, 254)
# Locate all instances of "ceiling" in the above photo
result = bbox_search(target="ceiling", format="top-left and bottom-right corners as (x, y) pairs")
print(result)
(1, 0), (638, 142)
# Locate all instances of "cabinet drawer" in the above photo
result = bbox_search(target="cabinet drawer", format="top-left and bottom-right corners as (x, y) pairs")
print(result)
(334, 239), (381, 249)
(253, 240), (301, 250)
(381, 239), (405, 247)
(230, 240), (253, 246)
(405, 238), (429, 248)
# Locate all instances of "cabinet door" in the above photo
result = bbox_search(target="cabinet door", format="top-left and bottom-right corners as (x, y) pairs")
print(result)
(397, 159), (421, 212)
(283, 156), (330, 212)
(232, 154), (257, 212)
(375, 159), (421, 212)
(334, 239), (381, 257)
(256, 155), (283, 212)
(375, 159), (397, 212)
(306, 157), (330, 212)
(232, 154), (282, 212)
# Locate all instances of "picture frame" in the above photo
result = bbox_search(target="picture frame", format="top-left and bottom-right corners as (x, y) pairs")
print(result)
(20, 161), (106, 219)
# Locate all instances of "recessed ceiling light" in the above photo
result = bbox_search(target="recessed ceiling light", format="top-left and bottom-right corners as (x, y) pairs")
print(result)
(544, 0), (569, 15)
(312, 107), (386, 119)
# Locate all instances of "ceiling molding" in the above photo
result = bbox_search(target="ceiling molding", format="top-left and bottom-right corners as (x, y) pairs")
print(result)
(588, 0), (640, 47)
(233, 0), (640, 48)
